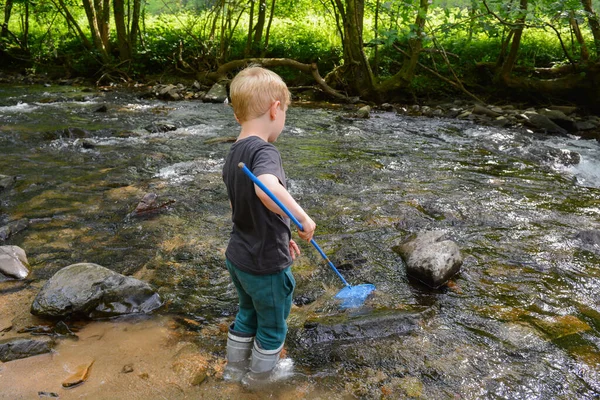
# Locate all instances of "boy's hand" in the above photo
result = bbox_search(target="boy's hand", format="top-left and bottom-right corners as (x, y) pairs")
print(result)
(289, 240), (300, 260)
(297, 217), (316, 242)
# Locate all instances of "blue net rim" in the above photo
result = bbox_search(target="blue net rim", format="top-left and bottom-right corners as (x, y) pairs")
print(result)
(334, 284), (376, 309)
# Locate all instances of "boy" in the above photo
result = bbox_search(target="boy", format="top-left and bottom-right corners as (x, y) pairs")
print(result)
(221, 66), (316, 383)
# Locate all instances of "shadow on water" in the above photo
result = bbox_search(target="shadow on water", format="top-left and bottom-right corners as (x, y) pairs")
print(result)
(1, 84), (600, 398)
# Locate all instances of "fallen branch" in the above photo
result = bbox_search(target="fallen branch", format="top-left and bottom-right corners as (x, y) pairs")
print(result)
(393, 44), (484, 104)
(204, 58), (354, 102)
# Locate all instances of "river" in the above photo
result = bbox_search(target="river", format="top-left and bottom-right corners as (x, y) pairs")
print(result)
(0, 84), (599, 399)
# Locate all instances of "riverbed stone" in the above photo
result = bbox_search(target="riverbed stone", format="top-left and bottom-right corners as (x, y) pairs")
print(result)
(575, 230), (600, 247)
(31, 263), (162, 319)
(575, 120), (598, 131)
(538, 108), (577, 132)
(522, 112), (568, 135)
(548, 105), (577, 115)
(0, 175), (16, 191)
(531, 315), (591, 339)
(203, 82), (228, 103)
(0, 337), (54, 361)
(0, 246), (30, 280)
(473, 104), (501, 118)
(0, 219), (29, 241)
(292, 309), (422, 352)
(356, 105), (371, 118)
(393, 230), (463, 289)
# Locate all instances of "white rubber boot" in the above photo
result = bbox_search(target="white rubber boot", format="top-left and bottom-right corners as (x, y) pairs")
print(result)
(241, 341), (283, 386)
(223, 324), (254, 382)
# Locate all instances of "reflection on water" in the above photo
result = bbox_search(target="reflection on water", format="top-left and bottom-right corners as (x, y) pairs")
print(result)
(0, 84), (599, 398)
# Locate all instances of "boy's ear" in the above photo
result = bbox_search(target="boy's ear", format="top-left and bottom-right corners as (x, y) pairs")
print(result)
(269, 100), (281, 120)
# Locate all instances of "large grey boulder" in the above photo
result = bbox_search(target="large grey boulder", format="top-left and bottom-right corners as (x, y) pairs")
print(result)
(203, 82), (228, 103)
(0, 337), (54, 362)
(393, 230), (463, 289)
(31, 263), (162, 319)
(0, 245), (30, 279)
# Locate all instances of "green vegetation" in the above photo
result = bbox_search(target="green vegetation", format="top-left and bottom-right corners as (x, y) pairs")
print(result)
(1, 0), (600, 105)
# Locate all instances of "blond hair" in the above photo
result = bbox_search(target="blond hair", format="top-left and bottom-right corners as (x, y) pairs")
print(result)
(229, 66), (291, 123)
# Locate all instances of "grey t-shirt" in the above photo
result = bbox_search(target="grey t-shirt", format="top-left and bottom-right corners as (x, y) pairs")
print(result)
(222, 136), (292, 275)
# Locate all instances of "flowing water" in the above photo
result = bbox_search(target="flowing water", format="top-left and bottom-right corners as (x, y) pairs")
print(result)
(0, 84), (599, 399)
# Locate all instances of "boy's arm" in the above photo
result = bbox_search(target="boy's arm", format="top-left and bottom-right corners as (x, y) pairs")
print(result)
(255, 173), (316, 242)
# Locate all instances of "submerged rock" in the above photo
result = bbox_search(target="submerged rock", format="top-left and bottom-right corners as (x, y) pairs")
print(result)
(575, 230), (600, 254)
(576, 229), (600, 246)
(0, 175), (17, 191)
(31, 263), (162, 319)
(128, 193), (174, 218)
(293, 309), (423, 349)
(289, 309), (424, 364)
(0, 219), (29, 241)
(0, 245), (30, 279)
(0, 337), (54, 362)
(144, 121), (177, 133)
(393, 230), (463, 289)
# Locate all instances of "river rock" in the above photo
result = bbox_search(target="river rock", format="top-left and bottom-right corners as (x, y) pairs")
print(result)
(0, 245), (30, 279)
(31, 263), (162, 319)
(203, 82), (228, 103)
(575, 120), (598, 131)
(144, 121), (177, 133)
(528, 146), (580, 167)
(473, 104), (501, 118)
(356, 105), (371, 118)
(0, 337), (54, 362)
(128, 193), (174, 218)
(0, 175), (16, 191)
(548, 105), (577, 115)
(0, 219), (29, 241)
(538, 108), (577, 132)
(155, 84), (180, 100)
(393, 230), (463, 289)
(290, 309), (423, 363)
(522, 112), (568, 135)
(576, 230), (600, 247)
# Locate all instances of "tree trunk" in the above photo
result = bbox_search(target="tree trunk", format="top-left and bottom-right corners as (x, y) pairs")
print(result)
(22, 0), (29, 49)
(130, 0), (141, 50)
(499, 0), (528, 82)
(114, 0), (131, 62)
(333, 0), (376, 99)
(581, 0), (600, 59)
(219, 0), (227, 61)
(396, 0), (428, 83)
(373, 0), (380, 73)
(245, 0), (254, 56)
(261, 0), (275, 56)
(82, 0), (111, 62)
(1, 0), (13, 38)
(373, 0), (429, 96)
(100, 0), (110, 51)
(569, 11), (589, 62)
(252, 0), (266, 55)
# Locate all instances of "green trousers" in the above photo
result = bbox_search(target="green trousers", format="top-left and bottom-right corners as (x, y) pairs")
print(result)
(226, 258), (295, 351)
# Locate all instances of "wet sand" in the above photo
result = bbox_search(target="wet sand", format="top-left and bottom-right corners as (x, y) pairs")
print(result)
(0, 283), (342, 400)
